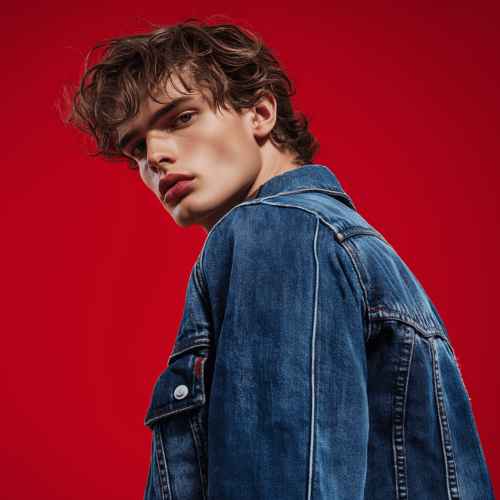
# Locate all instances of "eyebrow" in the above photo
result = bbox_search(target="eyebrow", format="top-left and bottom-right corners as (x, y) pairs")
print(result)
(118, 95), (195, 152)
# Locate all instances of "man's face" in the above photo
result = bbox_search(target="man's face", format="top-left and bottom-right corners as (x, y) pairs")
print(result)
(117, 74), (265, 232)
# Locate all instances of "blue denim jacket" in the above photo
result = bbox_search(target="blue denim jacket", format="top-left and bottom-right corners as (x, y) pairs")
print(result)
(144, 165), (494, 500)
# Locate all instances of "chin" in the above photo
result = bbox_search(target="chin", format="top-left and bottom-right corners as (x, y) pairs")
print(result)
(169, 212), (193, 228)
(171, 211), (202, 229)
(175, 219), (195, 229)
(170, 203), (216, 232)
(166, 204), (195, 228)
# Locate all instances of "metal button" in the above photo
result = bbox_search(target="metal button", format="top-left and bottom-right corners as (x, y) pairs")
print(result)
(174, 385), (188, 400)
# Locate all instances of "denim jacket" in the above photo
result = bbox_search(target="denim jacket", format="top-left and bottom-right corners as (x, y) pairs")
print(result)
(144, 165), (494, 500)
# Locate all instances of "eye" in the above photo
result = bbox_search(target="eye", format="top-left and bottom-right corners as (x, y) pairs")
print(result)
(131, 141), (146, 158)
(173, 112), (195, 127)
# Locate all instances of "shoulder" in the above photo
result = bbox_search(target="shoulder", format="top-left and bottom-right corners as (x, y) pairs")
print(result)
(200, 201), (327, 282)
(212, 198), (319, 237)
(201, 191), (379, 265)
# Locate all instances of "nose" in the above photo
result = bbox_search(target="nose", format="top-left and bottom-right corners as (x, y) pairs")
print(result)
(146, 134), (175, 174)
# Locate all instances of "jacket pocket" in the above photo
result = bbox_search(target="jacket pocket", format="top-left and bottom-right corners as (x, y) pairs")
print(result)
(144, 343), (210, 500)
(145, 344), (209, 429)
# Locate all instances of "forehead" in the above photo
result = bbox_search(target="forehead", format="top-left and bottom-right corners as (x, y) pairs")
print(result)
(139, 72), (201, 114)
(137, 87), (200, 118)
(121, 71), (216, 124)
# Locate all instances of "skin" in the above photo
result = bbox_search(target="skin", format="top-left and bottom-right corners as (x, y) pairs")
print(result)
(117, 72), (299, 233)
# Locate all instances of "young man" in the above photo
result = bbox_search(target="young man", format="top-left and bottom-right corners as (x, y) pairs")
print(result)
(68, 18), (494, 500)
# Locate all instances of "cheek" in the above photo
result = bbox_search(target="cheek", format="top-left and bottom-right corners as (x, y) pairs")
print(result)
(211, 133), (257, 171)
(196, 115), (255, 160)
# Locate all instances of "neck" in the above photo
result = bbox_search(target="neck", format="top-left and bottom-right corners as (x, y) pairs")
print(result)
(245, 144), (299, 202)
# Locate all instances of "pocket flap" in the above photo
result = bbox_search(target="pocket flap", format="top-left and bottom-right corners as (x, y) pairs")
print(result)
(144, 346), (207, 429)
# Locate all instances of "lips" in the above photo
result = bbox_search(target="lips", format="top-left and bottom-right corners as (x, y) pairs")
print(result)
(159, 173), (195, 204)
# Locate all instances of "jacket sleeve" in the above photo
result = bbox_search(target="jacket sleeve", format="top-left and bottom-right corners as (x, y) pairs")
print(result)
(200, 203), (370, 499)
(144, 259), (213, 500)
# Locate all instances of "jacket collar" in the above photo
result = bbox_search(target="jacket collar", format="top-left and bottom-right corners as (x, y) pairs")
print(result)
(254, 164), (356, 211)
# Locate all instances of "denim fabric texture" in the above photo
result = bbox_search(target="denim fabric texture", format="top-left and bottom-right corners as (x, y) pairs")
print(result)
(144, 165), (494, 500)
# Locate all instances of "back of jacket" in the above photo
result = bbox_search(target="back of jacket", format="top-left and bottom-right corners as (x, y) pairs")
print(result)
(144, 165), (494, 500)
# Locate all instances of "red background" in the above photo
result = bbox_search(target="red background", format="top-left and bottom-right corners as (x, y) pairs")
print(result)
(1, 0), (498, 497)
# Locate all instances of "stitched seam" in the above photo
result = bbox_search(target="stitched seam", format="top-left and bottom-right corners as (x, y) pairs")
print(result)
(337, 229), (389, 245)
(370, 306), (445, 331)
(392, 328), (414, 500)
(392, 339), (404, 499)
(441, 387), (461, 500)
(196, 412), (203, 455)
(338, 225), (375, 231)
(195, 407), (209, 497)
(188, 411), (206, 500)
(337, 229), (383, 240)
(172, 338), (211, 351)
(307, 217), (320, 500)
(200, 350), (206, 399)
(432, 339), (452, 500)
(196, 410), (207, 462)
(258, 187), (355, 205)
(170, 341), (211, 363)
(369, 315), (443, 335)
(369, 309), (446, 334)
(369, 316), (451, 349)
(154, 422), (171, 500)
(198, 224), (217, 270)
(371, 306), (426, 316)
(260, 201), (337, 221)
(153, 425), (166, 500)
(311, 297), (319, 500)
(192, 260), (212, 311)
(432, 340), (461, 499)
(340, 239), (372, 343)
(146, 401), (204, 425)
(346, 240), (374, 303)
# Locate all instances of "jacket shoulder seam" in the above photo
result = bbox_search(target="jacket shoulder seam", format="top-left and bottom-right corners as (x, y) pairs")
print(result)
(255, 200), (388, 246)
(255, 187), (356, 209)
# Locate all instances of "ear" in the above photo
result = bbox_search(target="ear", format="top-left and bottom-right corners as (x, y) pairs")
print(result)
(250, 91), (277, 138)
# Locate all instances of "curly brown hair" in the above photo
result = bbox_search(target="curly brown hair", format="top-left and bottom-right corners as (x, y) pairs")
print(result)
(66, 17), (320, 170)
